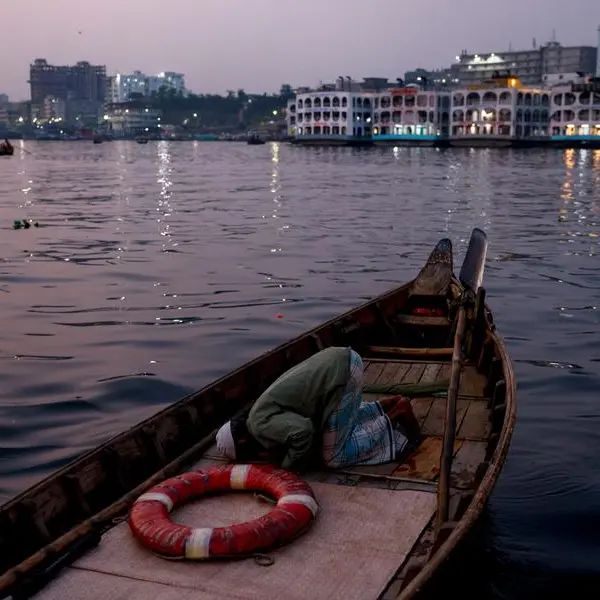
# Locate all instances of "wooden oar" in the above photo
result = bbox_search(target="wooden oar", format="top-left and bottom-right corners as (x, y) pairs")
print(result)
(436, 228), (488, 532)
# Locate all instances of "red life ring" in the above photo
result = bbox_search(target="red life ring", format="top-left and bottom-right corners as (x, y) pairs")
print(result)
(128, 464), (319, 560)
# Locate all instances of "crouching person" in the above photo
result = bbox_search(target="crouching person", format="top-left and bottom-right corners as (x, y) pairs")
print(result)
(214, 346), (421, 472)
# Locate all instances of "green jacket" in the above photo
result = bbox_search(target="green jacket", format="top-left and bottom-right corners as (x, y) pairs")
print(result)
(246, 346), (351, 471)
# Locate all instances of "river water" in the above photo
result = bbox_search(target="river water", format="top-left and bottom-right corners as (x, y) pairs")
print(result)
(0, 141), (599, 598)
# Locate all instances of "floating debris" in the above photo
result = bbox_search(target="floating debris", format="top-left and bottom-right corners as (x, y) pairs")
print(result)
(13, 219), (39, 230)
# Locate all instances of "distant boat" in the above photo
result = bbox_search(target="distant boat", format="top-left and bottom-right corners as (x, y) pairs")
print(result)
(247, 135), (266, 145)
(136, 138), (149, 144)
(92, 136), (103, 144)
(0, 140), (14, 156)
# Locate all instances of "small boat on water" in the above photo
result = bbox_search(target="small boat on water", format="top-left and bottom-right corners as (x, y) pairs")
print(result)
(247, 135), (266, 145)
(136, 138), (149, 145)
(0, 229), (516, 600)
(0, 139), (14, 156)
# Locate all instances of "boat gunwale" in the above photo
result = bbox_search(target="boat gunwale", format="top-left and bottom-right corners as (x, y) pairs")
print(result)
(396, 310), (517, 599)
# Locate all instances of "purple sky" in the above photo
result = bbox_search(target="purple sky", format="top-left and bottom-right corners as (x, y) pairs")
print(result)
(2, 0), (599, 100)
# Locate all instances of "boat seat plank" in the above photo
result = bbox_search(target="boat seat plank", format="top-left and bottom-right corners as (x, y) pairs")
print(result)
(35, 483), (437, 600)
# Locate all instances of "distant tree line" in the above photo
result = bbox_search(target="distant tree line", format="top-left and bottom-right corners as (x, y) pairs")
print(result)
(128, 84), (294, 128)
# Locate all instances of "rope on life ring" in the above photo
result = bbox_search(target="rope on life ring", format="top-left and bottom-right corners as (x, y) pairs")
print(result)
(128, 464), (319, 561)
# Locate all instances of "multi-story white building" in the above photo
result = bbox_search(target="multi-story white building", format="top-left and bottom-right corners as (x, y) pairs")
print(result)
(371, 87), (451, 145)
(107, 71), (187, 103)
(290, 90), (373, 144)
(548, 78), (600, 144)
(287, 86), (452, 145)
(450, 76), (550, 146)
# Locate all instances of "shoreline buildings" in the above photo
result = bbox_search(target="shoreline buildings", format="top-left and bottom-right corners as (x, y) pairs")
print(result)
(287, 27), (600, 148)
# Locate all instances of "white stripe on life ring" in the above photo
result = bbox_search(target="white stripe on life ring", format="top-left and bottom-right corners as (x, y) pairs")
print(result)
(230, 464), (251, 490)
(136, 492), (174, 512)
(185, 528), (213, 559)
(277, 494), (319, 517)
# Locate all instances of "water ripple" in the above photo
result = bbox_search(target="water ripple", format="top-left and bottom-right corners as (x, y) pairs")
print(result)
(1, 142), (600, 598)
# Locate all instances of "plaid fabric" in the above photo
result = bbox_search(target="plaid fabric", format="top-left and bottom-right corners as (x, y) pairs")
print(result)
(322, 350), (407, 469)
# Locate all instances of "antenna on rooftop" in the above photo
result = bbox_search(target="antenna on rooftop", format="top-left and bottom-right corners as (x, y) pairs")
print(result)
(551, 28), (556, 42)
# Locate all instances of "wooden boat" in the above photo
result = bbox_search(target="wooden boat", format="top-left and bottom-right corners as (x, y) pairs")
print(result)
(0, 230), (516, 600)
(0, 143), (14, 156)
(247, 135), (266, 145)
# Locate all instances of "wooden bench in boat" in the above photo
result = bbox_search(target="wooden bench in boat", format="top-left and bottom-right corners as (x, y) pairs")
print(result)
(0, 233), (516, 600)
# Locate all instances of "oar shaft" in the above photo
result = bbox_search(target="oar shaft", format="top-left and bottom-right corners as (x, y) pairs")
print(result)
(436, 304), (466, 530)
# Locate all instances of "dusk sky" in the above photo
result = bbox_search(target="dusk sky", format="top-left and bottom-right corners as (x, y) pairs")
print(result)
(2, 0), (599, 100)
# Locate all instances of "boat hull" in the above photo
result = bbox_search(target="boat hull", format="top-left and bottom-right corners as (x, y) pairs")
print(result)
(0, 236), (516, 600)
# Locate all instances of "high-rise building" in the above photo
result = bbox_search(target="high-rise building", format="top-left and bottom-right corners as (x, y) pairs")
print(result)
(453, 41), (597, 86)
(29, 59), (107, 106)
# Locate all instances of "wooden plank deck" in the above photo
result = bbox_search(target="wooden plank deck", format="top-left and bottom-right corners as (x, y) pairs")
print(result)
(34, 357), (492, 600)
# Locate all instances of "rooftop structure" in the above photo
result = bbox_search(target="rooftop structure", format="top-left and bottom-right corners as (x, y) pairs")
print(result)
(453, 40), (597, 86)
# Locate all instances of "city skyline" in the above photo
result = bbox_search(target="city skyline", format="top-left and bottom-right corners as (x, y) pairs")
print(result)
(2, 0), (599, 101)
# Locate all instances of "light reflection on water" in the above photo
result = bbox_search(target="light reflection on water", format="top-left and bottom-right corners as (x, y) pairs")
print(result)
(0, 143), (599, 598)
(558, 148), (599, 258)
